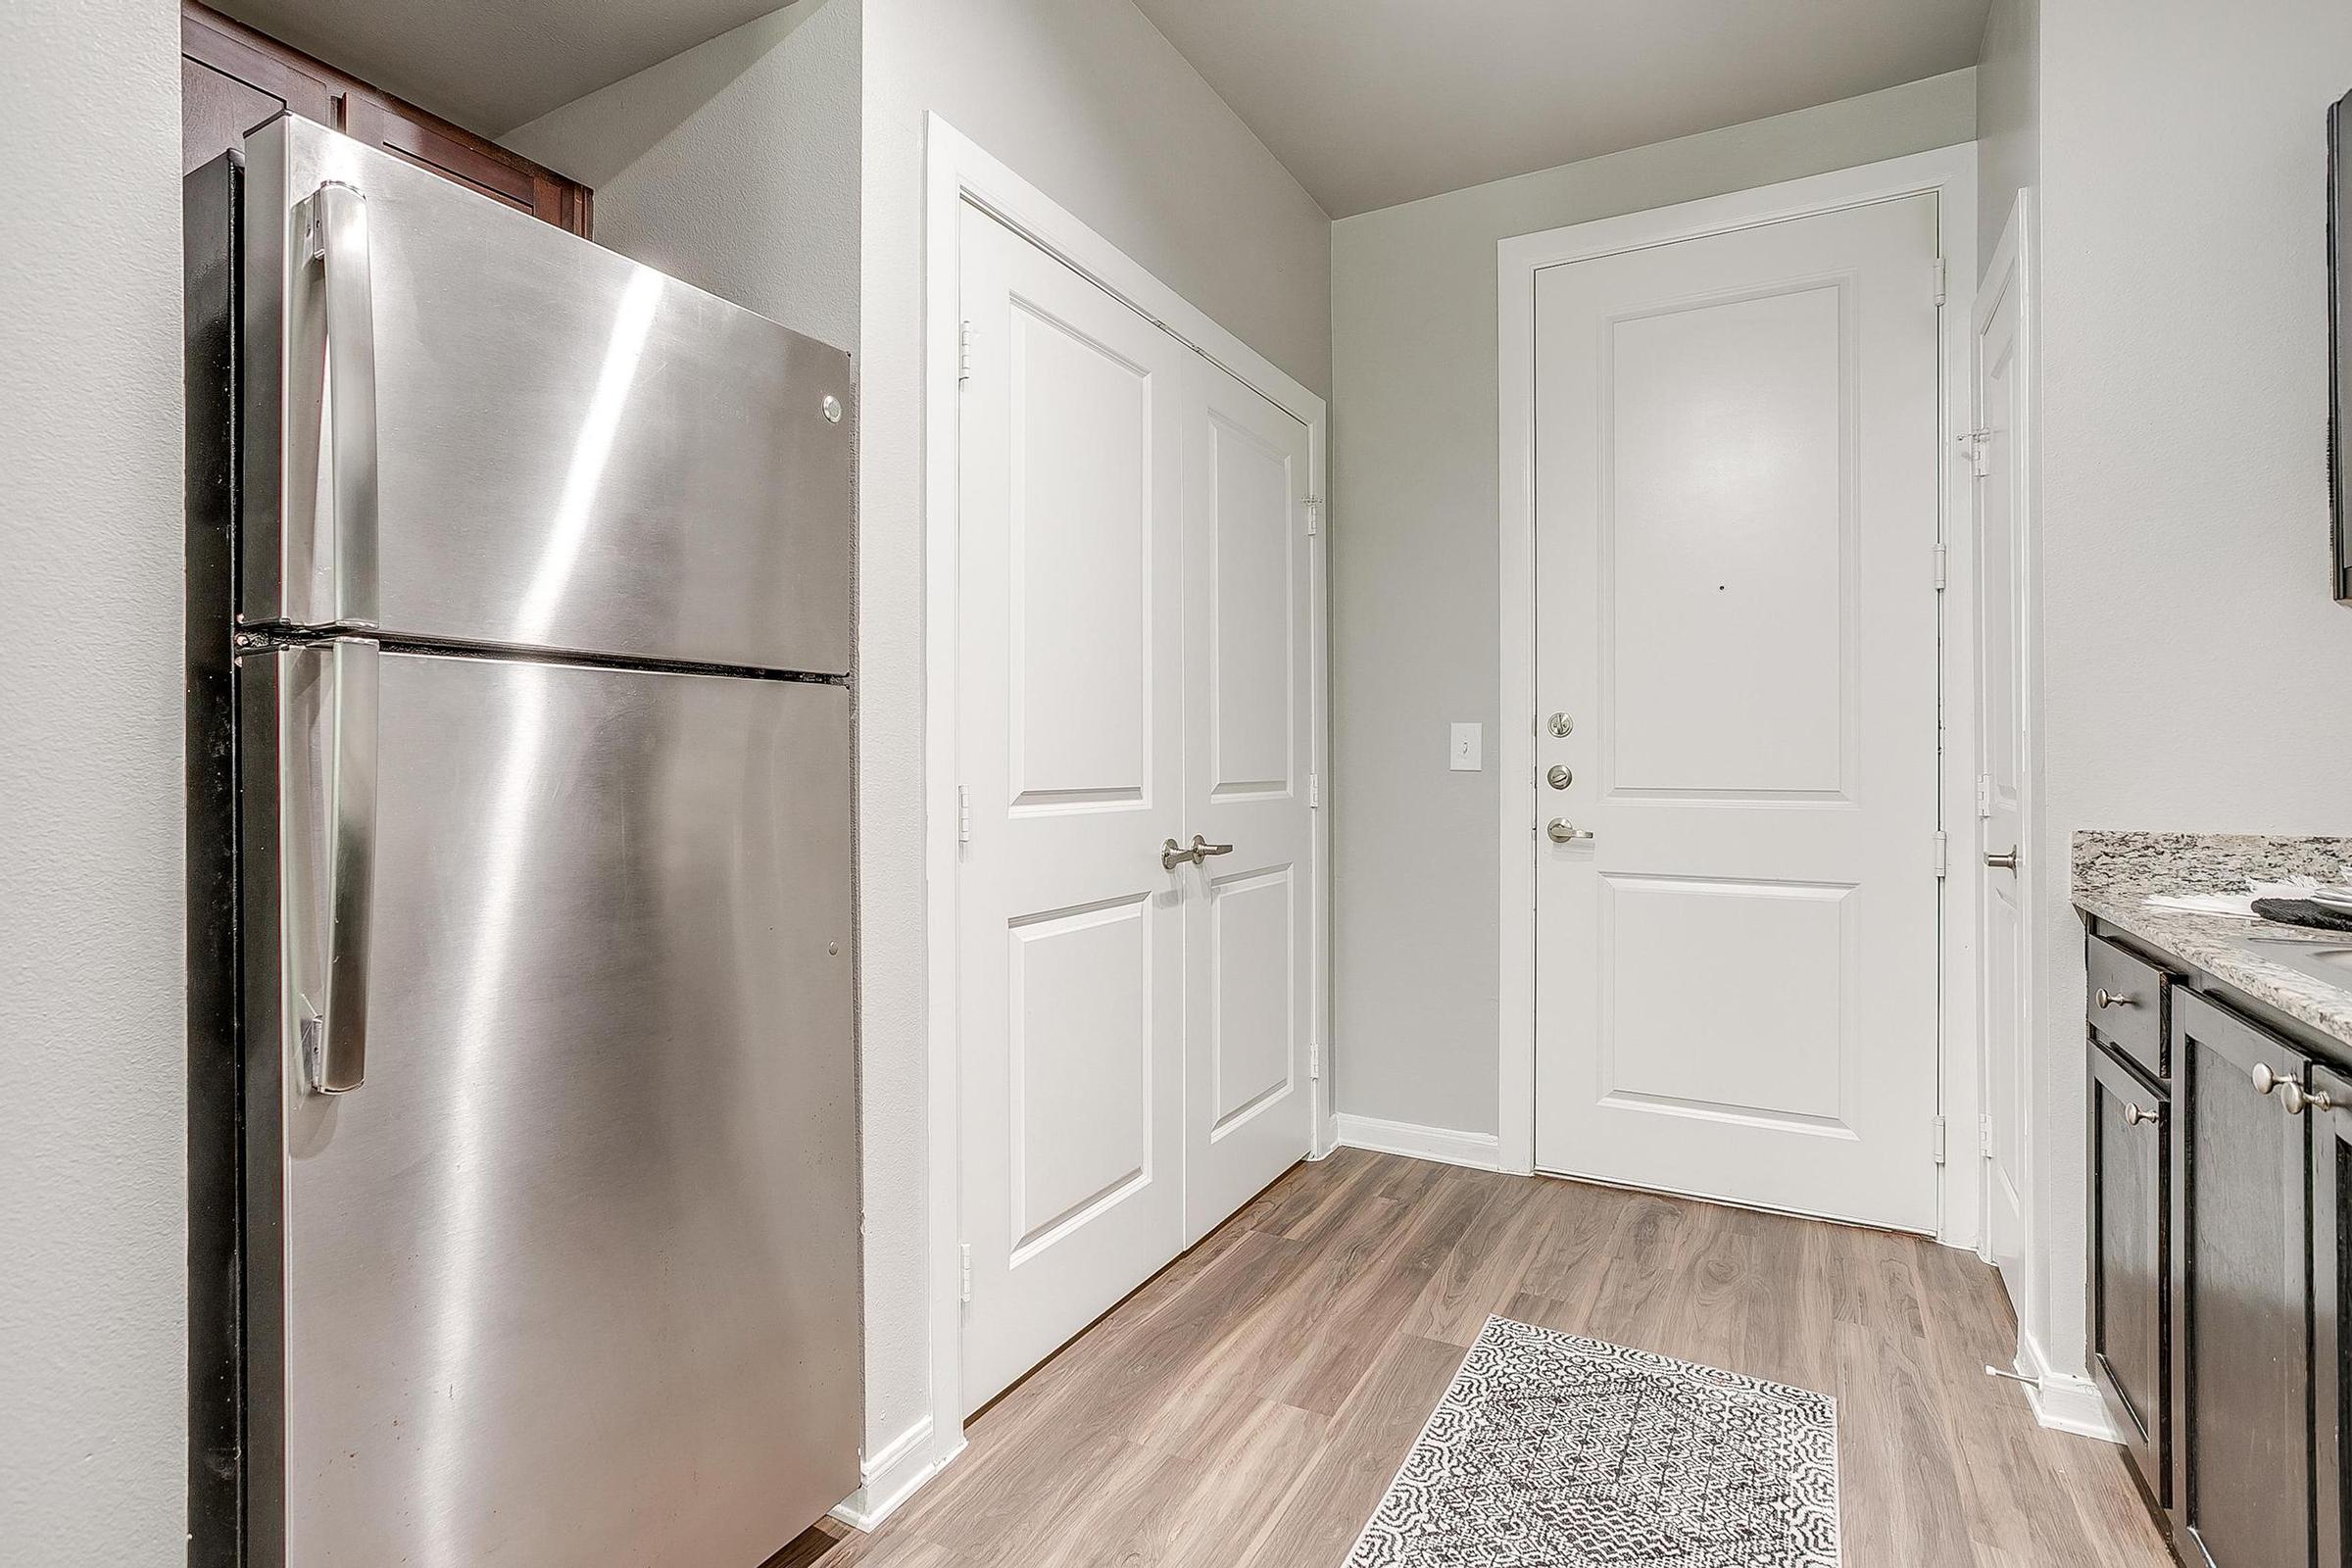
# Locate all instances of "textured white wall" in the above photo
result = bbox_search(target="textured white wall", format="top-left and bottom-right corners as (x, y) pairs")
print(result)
(2032, 0), (2352, 1376)
(1327, 73), (1977, 1139)
(856, 0), (1329, 1460)
(1974, 0), (2037, 280)
(0, 1), (188, 1559)
(504, 0), (861, 352)
(518, 0), (1330, 1471)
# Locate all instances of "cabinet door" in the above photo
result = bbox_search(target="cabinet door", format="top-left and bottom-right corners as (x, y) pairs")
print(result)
(2090, 1042), (2170, 1503)
(2314, 1062), (2352, 1568)
(181, 1), (590, 237)
(2172, 991), (2312, 1568)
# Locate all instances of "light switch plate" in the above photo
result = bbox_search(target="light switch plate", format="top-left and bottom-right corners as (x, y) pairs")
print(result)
(1450, 722), (1483, 771)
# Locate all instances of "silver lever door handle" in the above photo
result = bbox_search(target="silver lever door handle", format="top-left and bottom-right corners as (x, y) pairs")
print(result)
(1984, 848), (2021, 870)
(290, 181), (380, 629)
(301, 639), (379, 1094)
(1546, 819), (1593, 845)
(1162, 836), (1236, 870)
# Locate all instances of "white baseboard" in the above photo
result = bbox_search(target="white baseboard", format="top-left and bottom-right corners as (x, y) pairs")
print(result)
(1333, 1113), (1501, 1172)
(829, 1415), (965, 1533)
(2013, 1330), (2122, 1444)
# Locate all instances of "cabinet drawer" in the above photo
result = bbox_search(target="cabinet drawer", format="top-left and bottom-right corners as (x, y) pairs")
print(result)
(2087, 933), (2171, 1080)
(2087, 1042), (2169, 1505)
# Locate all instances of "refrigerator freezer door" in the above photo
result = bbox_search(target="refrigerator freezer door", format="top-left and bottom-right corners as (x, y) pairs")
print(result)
(241, 647), (858, 1566)
(240, 115), (852, 674)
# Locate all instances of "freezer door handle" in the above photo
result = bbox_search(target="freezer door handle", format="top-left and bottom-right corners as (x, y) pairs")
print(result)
(288, 181), (381, 629)
(299, 638), (379, 1094)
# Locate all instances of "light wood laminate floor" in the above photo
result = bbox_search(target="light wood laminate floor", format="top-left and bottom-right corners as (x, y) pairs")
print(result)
(797, 1148), (2170, 1568)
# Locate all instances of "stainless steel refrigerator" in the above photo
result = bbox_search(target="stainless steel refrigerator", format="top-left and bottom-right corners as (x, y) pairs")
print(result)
(185, 115), (860, 1567)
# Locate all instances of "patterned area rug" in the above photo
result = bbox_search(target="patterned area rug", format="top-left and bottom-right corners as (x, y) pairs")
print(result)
(1345, 1317), (1839, 1567)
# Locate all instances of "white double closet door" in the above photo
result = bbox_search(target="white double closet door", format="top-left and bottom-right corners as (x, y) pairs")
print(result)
(955, 205), (1315, 1411)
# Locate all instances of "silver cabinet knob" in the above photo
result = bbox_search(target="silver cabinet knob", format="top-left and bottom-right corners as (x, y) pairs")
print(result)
(1985, 848), (2021, 870)
(1545, 764), (1573, 791)
(1545, 819), (1593, 845)
(2095, 989), (2135, 1009)
(2282, 1081), (2333, 1116)
(2122, 1102), (2160, 1126)
(2252, 1061), (2288, 1097)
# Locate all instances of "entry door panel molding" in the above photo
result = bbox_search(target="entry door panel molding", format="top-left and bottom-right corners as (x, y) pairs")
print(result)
(1529, 190), (1945, 1234)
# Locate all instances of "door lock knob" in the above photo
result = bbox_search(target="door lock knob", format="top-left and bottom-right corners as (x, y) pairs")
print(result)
(1545, 764), (1573, 791)
(1545, 819), (1592, 845)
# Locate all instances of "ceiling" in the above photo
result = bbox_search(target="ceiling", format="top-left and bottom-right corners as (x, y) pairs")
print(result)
(1129, 0), (1993, 217)
(215, 0), (786, 136)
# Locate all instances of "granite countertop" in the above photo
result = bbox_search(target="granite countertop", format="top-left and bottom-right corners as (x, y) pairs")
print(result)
(2074, 831), (2352, 1050)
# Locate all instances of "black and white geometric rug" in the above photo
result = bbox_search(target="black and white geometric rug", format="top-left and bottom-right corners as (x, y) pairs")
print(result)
(1345, 1316), (1839, 1567)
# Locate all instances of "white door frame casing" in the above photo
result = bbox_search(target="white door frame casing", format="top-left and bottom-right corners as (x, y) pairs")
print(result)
(1494, 146), (1982, 1247)
(872, 114), (1333, 1530)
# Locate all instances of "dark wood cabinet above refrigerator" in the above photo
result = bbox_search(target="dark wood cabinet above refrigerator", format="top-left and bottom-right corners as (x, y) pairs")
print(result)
(179, 1), (590, 237)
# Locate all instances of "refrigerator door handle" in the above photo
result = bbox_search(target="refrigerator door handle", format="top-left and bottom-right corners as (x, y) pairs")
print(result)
(299, 638), (379, 1094)
(289, 181), (381, 629)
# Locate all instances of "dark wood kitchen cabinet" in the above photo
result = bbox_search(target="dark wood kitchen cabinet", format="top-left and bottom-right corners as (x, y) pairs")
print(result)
(2313, 1061), (2352, 1566)
(2171, 989), (2313, 1568)
(179, 1), (590, 235)
(2081, 918), (2352, 1568)
(2089, 1040), (2171, 1504)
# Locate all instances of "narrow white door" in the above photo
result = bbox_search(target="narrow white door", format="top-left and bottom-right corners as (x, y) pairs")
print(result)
(1974, 203), (2033, 1287)
(1179, 365), (1315, 1242)
(956, 208), (1188, 1410)
(1532, 194), (1944, 1233)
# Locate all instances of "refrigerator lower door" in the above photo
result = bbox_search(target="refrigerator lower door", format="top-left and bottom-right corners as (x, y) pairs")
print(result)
(241, 645), (859, 1567)
(239, 114), (852, 674)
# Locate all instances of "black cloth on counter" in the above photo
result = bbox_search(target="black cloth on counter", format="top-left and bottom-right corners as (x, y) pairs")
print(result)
(2249, 898), (2352, 933)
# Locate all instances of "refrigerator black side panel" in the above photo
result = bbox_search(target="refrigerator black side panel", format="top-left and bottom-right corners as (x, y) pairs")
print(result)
(185, 147), (245, 1568)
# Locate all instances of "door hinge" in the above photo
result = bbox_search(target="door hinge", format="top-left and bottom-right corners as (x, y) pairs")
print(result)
(1310, 1039), (1323, 1081)
(957, 784), (972, 847)
(1309, 772), (1321, 809)
(1975, 773), (1994, 819)
(1303, 496), (1322, 536)
(1933, 1116), (1948, 1165)
(1979, 1112), (1993, 1158)
(1933, 830), (1950, 879)
(1933, 257), (1948, 308)
(959, 319), (974, 384)
(1932, 543), (1948, 592)
(959, 1243), (973, 1305)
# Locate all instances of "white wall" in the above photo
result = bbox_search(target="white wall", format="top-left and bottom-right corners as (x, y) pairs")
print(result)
(1328, 72), (1978, 1139)
(1974, 0), (2037, 281)
(519, 0), (1331, 1478)
(503, 0), (861, 351)
(0, 2), (187, 1560)
(2030, 0), (2352, 1377)
(856, 0), (1329, 1465)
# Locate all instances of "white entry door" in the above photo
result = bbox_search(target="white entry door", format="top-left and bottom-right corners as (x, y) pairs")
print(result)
(956, 205), (1315, 1411)
(1974, 201), (2034, 1287)
(1531, 194), (1944, 1234)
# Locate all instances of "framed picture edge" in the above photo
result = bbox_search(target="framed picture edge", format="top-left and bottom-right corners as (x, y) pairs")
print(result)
(2331, 86), (2351, 602)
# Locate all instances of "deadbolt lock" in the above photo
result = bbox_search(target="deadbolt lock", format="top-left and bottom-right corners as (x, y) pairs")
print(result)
(1546, 712), (1574, 738)
(1546, 764), (1573, 790)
